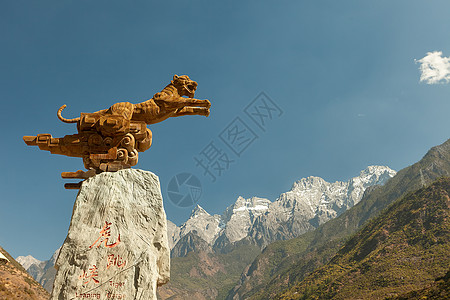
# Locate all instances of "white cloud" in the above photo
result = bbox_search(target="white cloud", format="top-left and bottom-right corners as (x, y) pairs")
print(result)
(415, 51), (450, 84)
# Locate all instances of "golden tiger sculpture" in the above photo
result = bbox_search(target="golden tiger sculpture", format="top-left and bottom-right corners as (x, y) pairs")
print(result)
(23, 75), (211, 189)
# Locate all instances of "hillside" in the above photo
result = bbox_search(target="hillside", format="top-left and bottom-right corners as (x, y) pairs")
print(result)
(0, 245), (49, 299)
(390, 269), (450, 299)
(279, 177), (450, 299)
(158, 239), (260, 299)
(228, 138), (450, 299)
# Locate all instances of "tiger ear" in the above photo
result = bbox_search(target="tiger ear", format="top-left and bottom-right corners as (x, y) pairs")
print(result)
(173, 74), (179, 80)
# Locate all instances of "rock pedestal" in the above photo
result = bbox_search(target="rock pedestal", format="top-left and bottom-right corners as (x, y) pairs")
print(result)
(51, 169), (170, 300)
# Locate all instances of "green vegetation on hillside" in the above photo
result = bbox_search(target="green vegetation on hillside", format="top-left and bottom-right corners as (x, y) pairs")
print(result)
(389, 269), (450, 299)
(158, 243), (260, 299)
(279, 177), (450, 299)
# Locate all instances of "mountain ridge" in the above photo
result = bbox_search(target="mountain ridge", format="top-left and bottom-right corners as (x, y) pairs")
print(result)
(228, 138), (450, 299)
(169, 165), (395, 256)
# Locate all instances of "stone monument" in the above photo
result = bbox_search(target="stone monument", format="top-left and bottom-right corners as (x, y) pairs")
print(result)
(23, 75), (211, 299)
(52, 169), (169, 299)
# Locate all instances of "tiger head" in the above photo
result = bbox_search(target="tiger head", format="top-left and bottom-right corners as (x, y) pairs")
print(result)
(172, 74), (198, 98)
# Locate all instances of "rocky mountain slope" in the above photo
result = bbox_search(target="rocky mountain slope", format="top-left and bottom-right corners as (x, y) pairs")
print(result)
(279, 177), (450, 299)
(389, 269), (450, 299)
(16, 248), (60, 293)
(0, 245), (49, 299)
(228, 138), (450, 299)
(158, 241), (261, 299)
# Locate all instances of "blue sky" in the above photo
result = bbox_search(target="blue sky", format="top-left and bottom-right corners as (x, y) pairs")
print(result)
(1, 1), (449, 260)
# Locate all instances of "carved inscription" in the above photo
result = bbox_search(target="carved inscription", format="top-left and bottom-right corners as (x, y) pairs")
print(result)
(75, 292), (101, 299)
(89, 221), (121, 249)
(79, 265), (100, 285)
(76, 221), (127, 299)
(107, 254), (126, 269)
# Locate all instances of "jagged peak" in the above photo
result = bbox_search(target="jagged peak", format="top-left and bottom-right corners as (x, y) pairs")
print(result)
(49, 247), (61, 265)
(226, 196), (271, 212)
(359, 165), (396, 177)
(15, 255), (42, 270)
(188, 204), (210, 219)
(423, 138), (450, 160)
(288, 166), (396, 192)
(233, 197), (270, 213)
(290, 176), (327, 191)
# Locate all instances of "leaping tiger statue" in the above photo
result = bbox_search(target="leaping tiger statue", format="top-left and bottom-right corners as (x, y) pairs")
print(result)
(23, 75), (211, 189)
(57, 74), (211, 124)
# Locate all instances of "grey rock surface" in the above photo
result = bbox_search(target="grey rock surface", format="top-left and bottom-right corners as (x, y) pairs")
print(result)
(178, 205), (221, 245)
(218, 197), (270, 244)
(166, 220), (181, 250)
(171, 231), (212, 258)
(51, 169), (170, 300)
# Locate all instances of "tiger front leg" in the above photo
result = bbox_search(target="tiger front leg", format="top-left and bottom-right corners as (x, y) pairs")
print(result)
(175, 107), (210, 117)
(179, 97), (211, 108)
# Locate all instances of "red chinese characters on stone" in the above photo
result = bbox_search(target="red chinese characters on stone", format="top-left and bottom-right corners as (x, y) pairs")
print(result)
(79, 265), (100, 285)
(106, 254), (126, 269)
(89, 221), (121, 249)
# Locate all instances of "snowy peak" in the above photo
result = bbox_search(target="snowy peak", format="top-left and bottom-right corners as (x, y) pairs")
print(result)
(189, 204), (210, 219)
(250, 165), (397, 248)
(231, 196), (271, 213)
(177, 205), (221, 246)
(16, 255), (42, 270)
(291, 176), (326, 190)
(169, 165), (397, 254)
(220, 196), (271, 244)
(347, 166), (397, 206)
(355, 165), (396, 186)
(360, 165), (396, 176)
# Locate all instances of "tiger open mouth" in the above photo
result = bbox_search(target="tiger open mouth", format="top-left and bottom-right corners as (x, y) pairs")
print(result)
(184, 83), (197, 97)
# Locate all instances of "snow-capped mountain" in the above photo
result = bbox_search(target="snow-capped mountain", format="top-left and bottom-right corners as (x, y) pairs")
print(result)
(16, 255), (42, 270)
(169, 165), (396, 254)
(249, 165), (396, 247)
(178, 205), (222, 244)
(219, 197), (271, 244)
